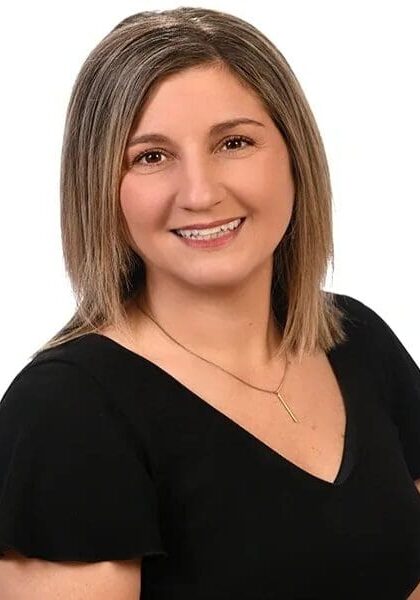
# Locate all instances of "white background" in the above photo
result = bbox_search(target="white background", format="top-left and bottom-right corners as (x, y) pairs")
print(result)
(1, 0), (419, 395)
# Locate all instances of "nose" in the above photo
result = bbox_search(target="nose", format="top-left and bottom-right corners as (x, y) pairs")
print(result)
(176, 151), (224, 212)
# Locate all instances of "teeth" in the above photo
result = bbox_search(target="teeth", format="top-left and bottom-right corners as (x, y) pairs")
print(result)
(176, 218), (242, 239)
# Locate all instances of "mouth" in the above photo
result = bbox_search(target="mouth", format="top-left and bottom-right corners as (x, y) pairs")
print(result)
(170, 217), (246, 249)
(170, 216), (246, 237)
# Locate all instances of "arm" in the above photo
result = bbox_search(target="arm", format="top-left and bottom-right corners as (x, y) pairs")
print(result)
(408, 580), (420, 599)
(0, 550), (141, 600)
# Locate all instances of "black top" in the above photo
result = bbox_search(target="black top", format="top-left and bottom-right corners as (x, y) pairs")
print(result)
(1, 293), (420, 599)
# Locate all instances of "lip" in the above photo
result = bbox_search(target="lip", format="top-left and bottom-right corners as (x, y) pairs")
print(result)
(173, 216), (246, 249)
(170, 216), (245, 231)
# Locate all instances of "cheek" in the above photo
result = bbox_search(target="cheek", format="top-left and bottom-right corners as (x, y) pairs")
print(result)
(119, 175), (159, 230)
(257, 161), (295, 217)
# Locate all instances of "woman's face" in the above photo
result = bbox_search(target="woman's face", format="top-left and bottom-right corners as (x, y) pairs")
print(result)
(120, 64), (295, 292)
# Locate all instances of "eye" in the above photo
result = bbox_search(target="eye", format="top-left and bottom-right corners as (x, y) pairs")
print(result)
(220, 135), (255, 152)
(131, 135), (255, 168)
(132, 149), (168, 168)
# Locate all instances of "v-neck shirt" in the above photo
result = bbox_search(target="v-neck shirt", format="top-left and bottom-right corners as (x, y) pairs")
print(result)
(0, 292), (419, 599)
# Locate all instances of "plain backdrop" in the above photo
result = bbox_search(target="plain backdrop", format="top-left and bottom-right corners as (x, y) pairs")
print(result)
(0, 0), (419, 396)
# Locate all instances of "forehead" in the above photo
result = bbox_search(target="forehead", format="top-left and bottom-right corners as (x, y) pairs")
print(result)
(134, 65), (269, 131)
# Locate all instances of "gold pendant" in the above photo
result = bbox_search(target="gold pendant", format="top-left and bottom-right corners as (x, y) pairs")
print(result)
(276, 391), (299, 423)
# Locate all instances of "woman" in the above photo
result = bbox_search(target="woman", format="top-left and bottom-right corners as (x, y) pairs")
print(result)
(0, 7), (419, 599)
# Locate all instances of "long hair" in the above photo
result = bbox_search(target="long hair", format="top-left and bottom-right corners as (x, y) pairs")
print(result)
(31, 6), (348, 362)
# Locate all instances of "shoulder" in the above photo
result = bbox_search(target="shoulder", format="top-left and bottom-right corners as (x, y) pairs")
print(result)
(0, 333), (139, 463)
(0, 358), (119, 470)
(326, 291), (405, 350)
(327, 290), (385, 327)
(325, 291), (420, 389)
(1, 350), (103, 415)
(0, 349), (167, 562)
(1, 332), (131, 418)
(327, 290), (420, 402)
(0, 333), (161, 464)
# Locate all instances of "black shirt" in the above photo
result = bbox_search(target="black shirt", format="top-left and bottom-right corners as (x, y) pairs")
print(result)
(1, 293), (420, 599)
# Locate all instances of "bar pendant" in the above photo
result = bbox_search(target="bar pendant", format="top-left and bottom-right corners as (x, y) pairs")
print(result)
(276, 390), (299, 423)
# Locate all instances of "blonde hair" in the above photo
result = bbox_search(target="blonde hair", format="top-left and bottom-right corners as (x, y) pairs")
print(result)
(31, 6), (348, 362)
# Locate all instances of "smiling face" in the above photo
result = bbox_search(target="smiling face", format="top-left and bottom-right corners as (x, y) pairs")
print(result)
(120, 63), (295, 294)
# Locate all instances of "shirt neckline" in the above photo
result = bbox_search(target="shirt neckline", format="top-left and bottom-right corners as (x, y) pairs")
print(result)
(86, 332), (360, 489)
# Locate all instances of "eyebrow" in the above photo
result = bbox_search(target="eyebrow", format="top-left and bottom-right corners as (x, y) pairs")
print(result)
(127, 117), (265, 148)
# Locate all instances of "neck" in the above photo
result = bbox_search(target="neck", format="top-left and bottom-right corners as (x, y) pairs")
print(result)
(131, 261), (285, 374)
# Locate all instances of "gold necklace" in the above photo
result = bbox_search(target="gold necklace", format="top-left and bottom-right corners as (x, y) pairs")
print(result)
(135, 301), (299, 423)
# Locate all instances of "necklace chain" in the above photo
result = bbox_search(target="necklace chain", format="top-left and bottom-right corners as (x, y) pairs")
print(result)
(135, 300), (299, 423)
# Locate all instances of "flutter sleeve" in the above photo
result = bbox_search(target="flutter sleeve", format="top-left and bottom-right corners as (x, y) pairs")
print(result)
(347, 295), (420, 481)
(0, 359), (167, 562)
